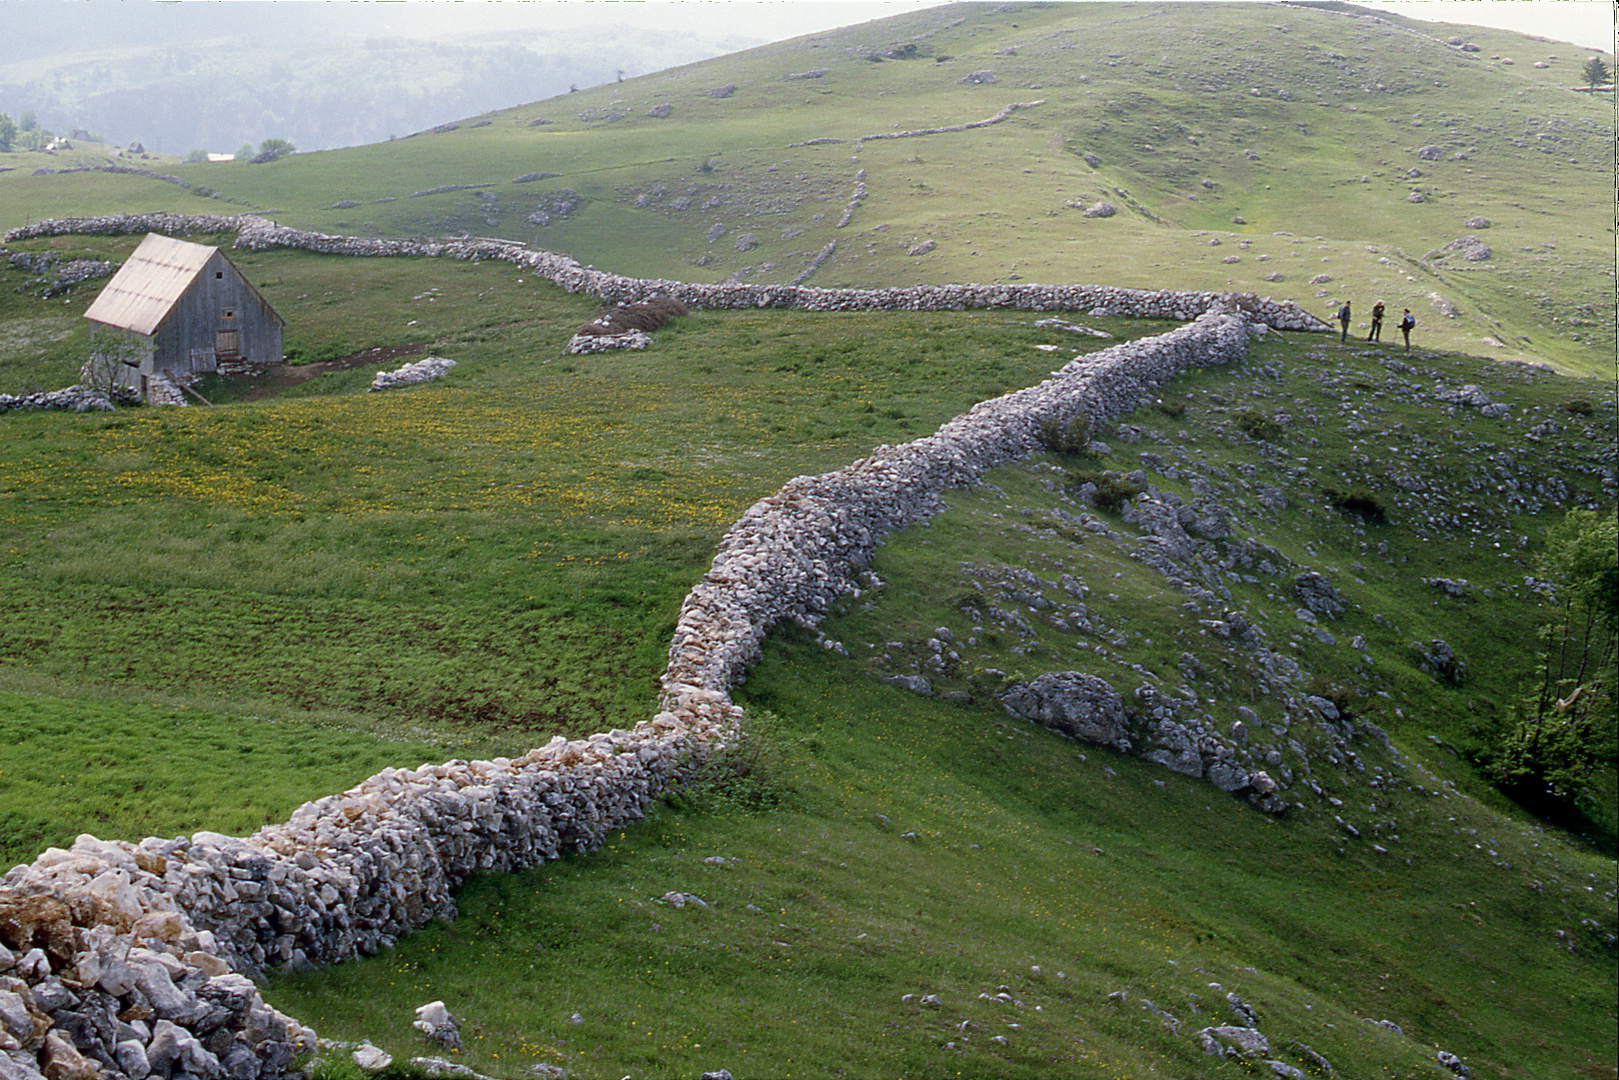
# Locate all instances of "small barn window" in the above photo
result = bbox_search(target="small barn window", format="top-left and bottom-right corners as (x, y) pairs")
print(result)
(216, 271), (223, 278)
(222, 309), (236, 320)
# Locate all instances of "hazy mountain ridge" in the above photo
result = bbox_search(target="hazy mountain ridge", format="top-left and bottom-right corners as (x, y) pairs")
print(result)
(0, 15), (763, 154)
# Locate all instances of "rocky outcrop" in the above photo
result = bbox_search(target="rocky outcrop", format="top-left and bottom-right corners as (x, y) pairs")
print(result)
(999, 673), (1131, 748)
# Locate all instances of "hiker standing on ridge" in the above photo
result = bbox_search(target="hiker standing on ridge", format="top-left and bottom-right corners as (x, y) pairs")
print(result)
(1368, 300), (1385, 342)
(1398, 308), (1416, 350)
(1337, 300), (1352, 342)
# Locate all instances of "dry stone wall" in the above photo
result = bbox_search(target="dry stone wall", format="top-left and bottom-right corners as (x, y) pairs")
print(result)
(4, 214), (1330, 332)
(1, 214), (1291, 1080)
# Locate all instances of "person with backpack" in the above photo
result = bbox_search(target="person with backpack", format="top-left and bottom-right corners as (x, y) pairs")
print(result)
(1337, 300), (1352, 342)
(1398, 308), (1415, 350)
(1367, 300), (1385, 342)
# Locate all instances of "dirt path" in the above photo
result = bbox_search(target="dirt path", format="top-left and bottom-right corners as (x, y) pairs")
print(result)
(235, 342), (427, 401)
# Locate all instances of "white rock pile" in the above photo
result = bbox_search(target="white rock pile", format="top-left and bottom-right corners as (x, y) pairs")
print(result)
(0, 385), (121, 414)
(369, 356), (455, 391)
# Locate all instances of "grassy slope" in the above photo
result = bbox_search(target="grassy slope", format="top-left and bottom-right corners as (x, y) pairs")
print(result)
(1, 234), (1613, 1076)
(0, 237), (1134, 856)
(1, 2), (1611, 375)
(0, 6), (1613, 1076)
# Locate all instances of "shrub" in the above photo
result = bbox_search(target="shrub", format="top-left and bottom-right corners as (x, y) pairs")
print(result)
(1324, 486), (1389, 524)
(1034, 409), (1091, 454)
(1563, 398), (1595, 416)
(1069, 469), (1143, 513)
(1235, 409), (1283, 440)
(665, 711), (796, 814)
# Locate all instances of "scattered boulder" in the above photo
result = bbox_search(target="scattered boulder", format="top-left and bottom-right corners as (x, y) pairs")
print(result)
(999, 672), (1131, 749)
(1083, 201), (1118, 218)
(1411, 640), (1467, 684)
(1423, 576), (1470, 597)
(1293, 572), (1344, 618)
(1438, 1050), (1472, 1077)
(959, 71), (998, 85)
(1198, 1026), (1270, 1058)
(353, 1042), (393, 1071)
(413, 1002), (462, 1051)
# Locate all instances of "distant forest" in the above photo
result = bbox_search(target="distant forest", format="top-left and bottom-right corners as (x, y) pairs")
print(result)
(0, 12), (760, 154)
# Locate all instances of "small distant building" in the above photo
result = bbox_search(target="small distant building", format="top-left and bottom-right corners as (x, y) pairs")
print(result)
(83, 233), (283, 402)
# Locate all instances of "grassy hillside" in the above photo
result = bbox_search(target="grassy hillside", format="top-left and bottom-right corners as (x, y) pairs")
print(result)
(0, 230), (1613, 1077)
(1, 1), (1611, 375)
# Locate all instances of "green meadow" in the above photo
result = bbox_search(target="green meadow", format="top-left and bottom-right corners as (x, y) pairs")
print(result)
(0, 2), (1613, 1075)
(1, 230), (1613, 1077)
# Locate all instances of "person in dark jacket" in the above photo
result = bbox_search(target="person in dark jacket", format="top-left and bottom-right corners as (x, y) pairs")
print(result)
(1367, 300), (1385, 342)
(1337, 300), (1352, 342)
(1398, 308), (1415, 350)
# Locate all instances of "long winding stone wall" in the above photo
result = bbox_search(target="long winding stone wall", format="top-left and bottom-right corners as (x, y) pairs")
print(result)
(0, 214), (1278, 1080)
(4, 213), (1331, 331)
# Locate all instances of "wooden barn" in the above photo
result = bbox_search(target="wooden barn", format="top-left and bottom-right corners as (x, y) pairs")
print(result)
(83, 233), (283, 402)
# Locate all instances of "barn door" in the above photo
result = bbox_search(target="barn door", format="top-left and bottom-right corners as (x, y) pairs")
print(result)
(216, 304), (241, 361)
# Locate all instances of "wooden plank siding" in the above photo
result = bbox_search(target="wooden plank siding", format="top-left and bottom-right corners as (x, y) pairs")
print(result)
(148, 248), (282, 378)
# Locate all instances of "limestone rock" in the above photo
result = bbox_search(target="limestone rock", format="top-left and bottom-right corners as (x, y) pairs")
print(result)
(1293, 572), (1344, 618)
(1198, 1026), (1270, 1058)
(1000, 673), (1130, 749)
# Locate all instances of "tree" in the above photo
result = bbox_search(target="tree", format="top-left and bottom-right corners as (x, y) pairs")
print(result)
(79, 331), (148, 397)
(185, 148), (209, 163)
(19, 110), (36, 132)
(1492, 508), (1619, 820)
(257, 137), (295, 159)
(0, 113), (15, 153)
(1581, 56), (1611, 90)
(234, 143), (255, 161)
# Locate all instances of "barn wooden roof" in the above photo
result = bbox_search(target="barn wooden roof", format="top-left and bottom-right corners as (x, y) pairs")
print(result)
(84, 233), (281, 336)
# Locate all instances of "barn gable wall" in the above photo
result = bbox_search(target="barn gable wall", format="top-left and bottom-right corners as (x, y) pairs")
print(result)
(151, 250), (282, 376)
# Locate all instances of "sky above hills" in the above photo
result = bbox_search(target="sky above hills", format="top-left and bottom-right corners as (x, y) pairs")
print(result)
(3, 0), (1612, 57)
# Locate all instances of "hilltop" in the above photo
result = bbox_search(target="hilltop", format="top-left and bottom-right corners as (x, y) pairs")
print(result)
(0, 1), (1611, 375)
